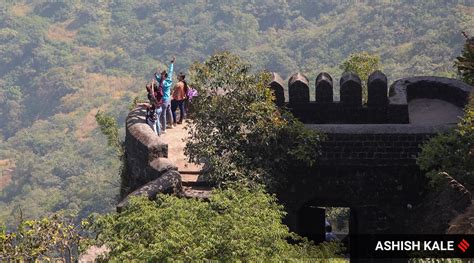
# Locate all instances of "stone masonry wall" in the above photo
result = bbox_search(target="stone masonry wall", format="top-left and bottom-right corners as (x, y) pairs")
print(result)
(269, 72), (472, 124)
(307, 124), (454, 166)
(119, 105), (183, 211)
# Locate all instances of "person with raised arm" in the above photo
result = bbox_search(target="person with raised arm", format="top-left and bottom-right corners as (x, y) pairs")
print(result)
(154, 56), (175, 134)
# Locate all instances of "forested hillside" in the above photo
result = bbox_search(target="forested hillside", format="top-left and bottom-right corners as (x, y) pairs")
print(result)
(0, 1), (472, 225)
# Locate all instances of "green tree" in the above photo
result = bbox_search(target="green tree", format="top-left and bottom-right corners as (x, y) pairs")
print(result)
(417, 95), (474, 191)
(418, 38), (474, 191)
(340, 52), (381, 103)
(95, 111), (122, 157)
(0, 86), (24, 138)
(454, 34), (474, 85)
(0, 211), (84, 262)
(185, 51), (324, 188)
(87, 186), (343, 261)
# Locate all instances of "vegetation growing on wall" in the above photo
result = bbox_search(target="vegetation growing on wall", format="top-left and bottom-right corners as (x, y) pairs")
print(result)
(418, 36), (474, 192)
(0, 0), (472, 236)
(418, 95), (474, 191)
(185, 52), (324, 188)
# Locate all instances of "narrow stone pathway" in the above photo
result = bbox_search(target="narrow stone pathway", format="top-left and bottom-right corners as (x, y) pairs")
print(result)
(160, 120), (212, 198)
(160, 122), (201, 179)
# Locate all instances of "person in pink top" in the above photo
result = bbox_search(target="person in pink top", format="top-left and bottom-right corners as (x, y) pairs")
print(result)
(171, 72), (187, 125)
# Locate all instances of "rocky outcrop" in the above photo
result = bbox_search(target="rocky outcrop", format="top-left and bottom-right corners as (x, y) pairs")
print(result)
(117, 170), (182, 212)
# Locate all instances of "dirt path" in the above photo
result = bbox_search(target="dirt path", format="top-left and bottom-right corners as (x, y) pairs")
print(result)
(159, 120), (212, 199)
(160, 121), (203, 183)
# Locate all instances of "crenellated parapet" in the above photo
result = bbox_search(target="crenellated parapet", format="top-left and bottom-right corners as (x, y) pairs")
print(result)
(269, 72), (472, 124)
(118, 105), (183, 211)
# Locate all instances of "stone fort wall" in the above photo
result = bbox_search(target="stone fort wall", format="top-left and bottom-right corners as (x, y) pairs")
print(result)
(269, 71), (472, 235)
(270, 71), (471, 124)
(119, 105), (183, 211)
(121, 71), (472, 236)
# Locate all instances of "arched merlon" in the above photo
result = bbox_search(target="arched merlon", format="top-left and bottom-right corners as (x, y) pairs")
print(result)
(389, 76), (472, 108)
(119, 105), (184, 211)
(270, 73), (285, 106)
(272, 73), (472, 124)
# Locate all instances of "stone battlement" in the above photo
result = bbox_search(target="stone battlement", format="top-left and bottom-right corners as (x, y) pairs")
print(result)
(270, 72), (472, 124)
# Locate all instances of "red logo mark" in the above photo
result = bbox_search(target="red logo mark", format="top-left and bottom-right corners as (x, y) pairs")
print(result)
(458, 239), (470, 253)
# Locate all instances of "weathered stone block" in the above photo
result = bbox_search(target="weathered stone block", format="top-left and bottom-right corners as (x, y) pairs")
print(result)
(117, 170), (183, 212)
(340, 72), (362, 106)
(315, 72), (333, 102)
(368, 70), (388, 107)
(289, 73), (310, 104)
(270, 72), (285, 106)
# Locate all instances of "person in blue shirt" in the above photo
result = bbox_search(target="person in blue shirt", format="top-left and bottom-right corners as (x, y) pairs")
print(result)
(325, 224), (338, 242)
(154, 56), (175, 133)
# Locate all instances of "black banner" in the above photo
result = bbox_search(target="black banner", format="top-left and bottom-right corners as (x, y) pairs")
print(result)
(348, 234), (474, 259)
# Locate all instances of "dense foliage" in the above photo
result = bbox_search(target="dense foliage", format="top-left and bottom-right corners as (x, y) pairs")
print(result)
(418, 36), (474, 191)
(0, 0), (471, 227)
(418, 95), (474, 191)
(87, 186), (343, 261)
(0, 211), (83, 262)
(185, 52), (324, 188)
(454, 35), (474, 85)
(340, 52), (381, 102)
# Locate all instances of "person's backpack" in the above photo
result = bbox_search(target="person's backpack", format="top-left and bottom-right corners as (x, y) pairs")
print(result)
(186, 86), (198, 102)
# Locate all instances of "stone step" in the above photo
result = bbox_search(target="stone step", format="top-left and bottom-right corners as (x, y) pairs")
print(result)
(181, 173), (213, 187)
(182, 185), (212, 199)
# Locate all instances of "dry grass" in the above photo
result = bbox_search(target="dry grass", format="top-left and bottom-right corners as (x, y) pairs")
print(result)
(61, 73), (135, 109)
(60, 73), (136, 140)
(447, 200), (474, 234)
(77, 46), (103, 57)
(46, 20), (77, 42)
(458, 4), (474, 14)
(75, 107), (102, 141)
(0, 159), (11, 167)
(10, 4), (31, 17)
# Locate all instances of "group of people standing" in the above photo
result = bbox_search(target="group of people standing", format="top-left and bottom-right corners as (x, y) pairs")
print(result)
(145, 56), (191, 136)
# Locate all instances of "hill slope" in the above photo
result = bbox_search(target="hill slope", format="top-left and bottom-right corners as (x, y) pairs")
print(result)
(0, 0), (472, 225)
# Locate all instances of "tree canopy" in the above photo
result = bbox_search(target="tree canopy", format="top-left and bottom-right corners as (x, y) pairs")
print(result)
(340, 52), (381, 102)
(185, 51), (324, 188)
(87, 186), (343, 261)
(0, 0), (471, 235)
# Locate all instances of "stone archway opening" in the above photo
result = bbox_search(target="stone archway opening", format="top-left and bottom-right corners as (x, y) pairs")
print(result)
(325, 207), (350, 240)
(296, 203), (354, 254)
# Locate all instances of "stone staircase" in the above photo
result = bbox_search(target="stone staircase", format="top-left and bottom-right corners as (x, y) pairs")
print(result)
(160, 122), (212, 199)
